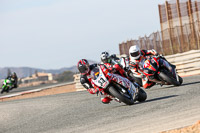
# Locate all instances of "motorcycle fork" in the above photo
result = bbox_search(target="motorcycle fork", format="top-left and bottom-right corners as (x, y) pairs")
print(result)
(148, 74), (166, 85)
(160, 59), (177, 78)
(174, 69), (179, 82)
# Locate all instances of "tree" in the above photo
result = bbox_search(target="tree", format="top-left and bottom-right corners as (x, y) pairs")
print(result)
(55, 71), (74, 82)
(29, 68), (32, 77)
(35, 70), (38, 77)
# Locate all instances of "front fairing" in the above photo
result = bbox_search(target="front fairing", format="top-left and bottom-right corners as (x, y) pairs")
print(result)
(142, 56), (159, 76)
(91, 66), (110, 89)
(2, 79), (12, 90)
(4, 79), (9, 84)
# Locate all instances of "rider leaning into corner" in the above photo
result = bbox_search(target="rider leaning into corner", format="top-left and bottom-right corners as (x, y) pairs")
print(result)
(77, 59), (113, 104)
(6, 72), (18, 89)
(128, 45), (176, 89)
(100, 51), (135, 82)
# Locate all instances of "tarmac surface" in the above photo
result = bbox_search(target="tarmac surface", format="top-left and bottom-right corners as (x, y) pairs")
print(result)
(0, 75), (200, 133)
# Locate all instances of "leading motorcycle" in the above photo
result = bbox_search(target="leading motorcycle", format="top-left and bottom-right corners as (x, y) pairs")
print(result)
(90, 65), (147, 105)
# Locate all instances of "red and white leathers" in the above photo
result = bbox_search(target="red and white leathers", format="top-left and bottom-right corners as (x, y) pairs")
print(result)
(80, 64), (112, 104)
(90, 64), (136, 102)
(129, 49), (158, 89)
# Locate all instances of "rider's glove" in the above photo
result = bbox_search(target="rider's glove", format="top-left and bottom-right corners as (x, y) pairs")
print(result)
(152, 49), (158, 56)
(159, 54), (164, 58)
(110, 54), (116, 58)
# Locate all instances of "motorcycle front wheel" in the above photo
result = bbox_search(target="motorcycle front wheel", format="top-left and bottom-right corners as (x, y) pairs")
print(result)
(1, 87), (6, 94)
(159, 71), (180, 86)
(137, 88), (147, 102)
(108, 85), (134, 105)
(129, 73), (142, 87)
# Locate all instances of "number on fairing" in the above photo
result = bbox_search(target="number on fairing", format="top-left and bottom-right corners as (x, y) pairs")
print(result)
(144, 60), (150, 68)
(98, 78), (105, 86)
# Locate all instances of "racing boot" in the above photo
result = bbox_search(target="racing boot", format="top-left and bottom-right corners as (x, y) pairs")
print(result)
(101, 97), (112, 104)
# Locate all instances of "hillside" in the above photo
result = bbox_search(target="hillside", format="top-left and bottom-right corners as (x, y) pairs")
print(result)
(0, 66), (77, 79)
(0, 60), (98, 79)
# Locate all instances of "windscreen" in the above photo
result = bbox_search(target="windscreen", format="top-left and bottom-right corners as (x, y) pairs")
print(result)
(139, 58), (146, 70)
(90, 67), (100, 80)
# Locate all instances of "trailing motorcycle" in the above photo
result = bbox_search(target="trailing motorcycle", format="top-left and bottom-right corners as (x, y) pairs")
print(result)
(1, 79), (13, 94)
(90, 65), (147, 105)
(120, 57), (143, 87)
(135, 55), (183, 86)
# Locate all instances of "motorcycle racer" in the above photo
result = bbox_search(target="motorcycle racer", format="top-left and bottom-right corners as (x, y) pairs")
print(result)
(129, 45), (176, 89)
(100, 51), (133, 81)
(77, 59), (112, 104)
(6, 72), (18, 89)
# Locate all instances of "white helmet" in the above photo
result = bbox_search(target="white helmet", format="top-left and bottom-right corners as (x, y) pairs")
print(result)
(129, 45), (141, 60)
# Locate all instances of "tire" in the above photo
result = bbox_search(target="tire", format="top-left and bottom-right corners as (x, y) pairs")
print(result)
(159, 71), (180, 86)
(137, 89), (147, 102)
(1, 86), (6, 94)
(133, 77), (142, 87)
(6, 89), (9, 93)
(178, 76), (183, 85)
(129, 73), (142, 87)
(108, 86), (134, 105)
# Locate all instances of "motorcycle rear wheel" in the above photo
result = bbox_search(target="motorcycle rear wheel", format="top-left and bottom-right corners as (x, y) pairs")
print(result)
(108, 86), (134, 105)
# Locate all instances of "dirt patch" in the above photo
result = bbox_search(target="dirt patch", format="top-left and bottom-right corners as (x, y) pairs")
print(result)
(0, 84), (77, 102)
(161, 120), (200, 133)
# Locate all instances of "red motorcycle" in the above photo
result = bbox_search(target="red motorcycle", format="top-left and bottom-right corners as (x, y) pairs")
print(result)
(90, 64), (147, 105)
(139, 55), (183, 86)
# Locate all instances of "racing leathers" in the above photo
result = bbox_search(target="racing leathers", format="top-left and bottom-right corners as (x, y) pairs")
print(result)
(6, 75), (18, 88)
(80, 64), (112, 104)
(129, 49), (158, 89)
(102, 54), (134, 82)
(130, 50), (176, 88)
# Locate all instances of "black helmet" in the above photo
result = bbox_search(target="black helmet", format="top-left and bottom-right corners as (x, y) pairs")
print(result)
(101, 51), (110, 63)
(77, 59), (90, 74)
(11, 72), (17, 78)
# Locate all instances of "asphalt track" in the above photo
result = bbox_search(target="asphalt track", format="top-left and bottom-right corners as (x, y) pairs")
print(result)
(0, 75), (200, 133)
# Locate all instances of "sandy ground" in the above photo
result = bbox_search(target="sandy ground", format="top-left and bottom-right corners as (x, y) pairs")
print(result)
(0, 84), (77, 102)
(161, 120), (200, 133)
(0, 84), (199, 133)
